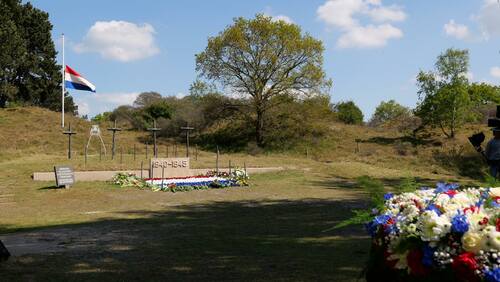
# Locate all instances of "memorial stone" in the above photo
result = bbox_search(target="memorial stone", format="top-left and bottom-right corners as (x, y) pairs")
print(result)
(150, 158), (191, 178)
(54, 165), (75, 188)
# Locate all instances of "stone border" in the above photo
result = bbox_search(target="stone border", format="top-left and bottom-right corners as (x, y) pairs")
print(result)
(32, 167), (284, 182)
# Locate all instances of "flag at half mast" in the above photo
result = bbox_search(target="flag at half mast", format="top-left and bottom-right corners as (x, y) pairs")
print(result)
(64, 65), (96, 92)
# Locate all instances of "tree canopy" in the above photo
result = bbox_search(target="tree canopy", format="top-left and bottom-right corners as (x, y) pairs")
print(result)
(370, 100), (411, 126)
(196, 14), (331, 146)
(415, 48), (500, 138)
(415, 49), (471, 138)
(334, 101), (364, 125)
(0, 0), (75, 112)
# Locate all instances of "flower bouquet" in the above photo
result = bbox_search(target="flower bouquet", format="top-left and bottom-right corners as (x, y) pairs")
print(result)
(144, 168), (249, 192)
(366, 182), (500, 282)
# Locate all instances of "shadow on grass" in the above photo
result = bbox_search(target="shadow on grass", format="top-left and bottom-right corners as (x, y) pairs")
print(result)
(433, 152), (486, 181)
(360, 135), (436, 146)
(0, 198), (369, 281)
(38, 185), (64, 190)
(309, 175), (440, 191)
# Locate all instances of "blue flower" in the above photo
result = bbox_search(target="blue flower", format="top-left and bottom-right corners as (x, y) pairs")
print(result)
(492, 201), (500, 208)
(451, 214), (469, 233)
(367, 214), (392, 236)
(425, 204), (442, 216)
(384, 223), (398, 234)
(373, 214), (391, 225)
(436, 182), (448, 193)
(485, 268), (500, 282)
(384, 193), (394, 201)
(476, 188), (491, 207)
(422, 244), (435, 267)
(435, 182), (459, 193)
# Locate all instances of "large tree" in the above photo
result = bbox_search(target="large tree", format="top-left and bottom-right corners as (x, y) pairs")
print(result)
(0, 0), (74, 111)
(133, 91), (163, 108)
(196, 14), (331, 146)
(415, 48), (471, 138)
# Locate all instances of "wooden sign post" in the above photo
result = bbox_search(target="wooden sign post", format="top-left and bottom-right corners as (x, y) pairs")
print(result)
(180, 123), (194, 158)
(62, 123), (76, 159)
(107, 120), (122, 160)
(147, 119), (161, 158)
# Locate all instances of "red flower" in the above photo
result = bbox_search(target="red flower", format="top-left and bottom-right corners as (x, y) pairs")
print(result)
(444, 190), (458, 197)
(463, 205), (478, 214)
(479, 217), (489, 226)
(407, 249), (430, 276)
(452, 252), (480, 282)
(412, 199), (423, 210)
(496, 218), (500, 232)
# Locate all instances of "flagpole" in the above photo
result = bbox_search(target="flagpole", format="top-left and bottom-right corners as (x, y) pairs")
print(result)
(61, 33), (65, 128)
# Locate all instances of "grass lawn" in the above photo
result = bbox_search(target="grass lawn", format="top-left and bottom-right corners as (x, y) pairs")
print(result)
(0, 148), (480, 281)
(0, 153), (378, 281)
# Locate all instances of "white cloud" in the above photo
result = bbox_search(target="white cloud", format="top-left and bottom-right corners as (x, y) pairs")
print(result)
(443, 20), (470, 40)
(476, 0), (500, 39)
(74, 92), (140, 117)
(465, 71), (474, 81)
(74, 21), (159, 62)
(272, 15), (294, 24)
(316, 0), (406, 49)
(174, 92), (187, 99)
(263, 7), (294, 24)
(94, 92), (140, 105)
(76, 100), (90, 116)
(479, 78), (494, 85)
(491, 67), (500, 79)
(337, 24), (403, 48)
(367, 6), (406, 22)
(317, 0), (364, 30)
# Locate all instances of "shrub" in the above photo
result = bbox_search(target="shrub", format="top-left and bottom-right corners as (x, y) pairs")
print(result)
(334, 101), (364, 125)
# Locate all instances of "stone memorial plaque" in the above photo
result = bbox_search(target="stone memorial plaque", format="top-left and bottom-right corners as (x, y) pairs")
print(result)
(54, 165), (75, 188)
(150, 158), (191, 178)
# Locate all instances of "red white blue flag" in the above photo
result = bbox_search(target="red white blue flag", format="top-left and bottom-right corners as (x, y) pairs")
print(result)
(64, 65), (96, 92)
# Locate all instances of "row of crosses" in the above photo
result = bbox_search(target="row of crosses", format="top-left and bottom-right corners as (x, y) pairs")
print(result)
(62, 120), (194, 159)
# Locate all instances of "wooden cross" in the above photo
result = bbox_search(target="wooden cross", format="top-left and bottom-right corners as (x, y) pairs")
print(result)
(180, 123), (194, 158)
(63, 122), (77, 159)
(147, 119), (161, 158)
(107, 120), (122, 160)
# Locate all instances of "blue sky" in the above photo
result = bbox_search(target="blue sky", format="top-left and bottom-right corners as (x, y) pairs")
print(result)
(31, 0), (500, 119)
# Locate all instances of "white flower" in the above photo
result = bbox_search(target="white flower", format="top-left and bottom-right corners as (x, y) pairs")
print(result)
(490, 187), (500, 198)
(418, 210), (451, 241)
(406, 223), (417, 234)
(462, 231), (485, 254)
(466, 211), (488, 232)
(483, 226), (500, 250)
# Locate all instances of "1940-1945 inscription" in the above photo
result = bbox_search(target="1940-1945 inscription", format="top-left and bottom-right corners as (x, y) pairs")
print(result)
(150, 158), (191, 178)
(152, 159), (188, 168)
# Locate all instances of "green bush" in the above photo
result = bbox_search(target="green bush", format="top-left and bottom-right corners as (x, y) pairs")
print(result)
(334, 101), (364, 125)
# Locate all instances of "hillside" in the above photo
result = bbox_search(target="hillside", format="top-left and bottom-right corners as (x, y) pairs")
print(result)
(0, 106), (491, 180)
(0, 107), (149, 159)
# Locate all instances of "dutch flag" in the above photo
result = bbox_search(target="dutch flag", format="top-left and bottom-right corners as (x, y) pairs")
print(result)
(64, 65), (96, 92)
